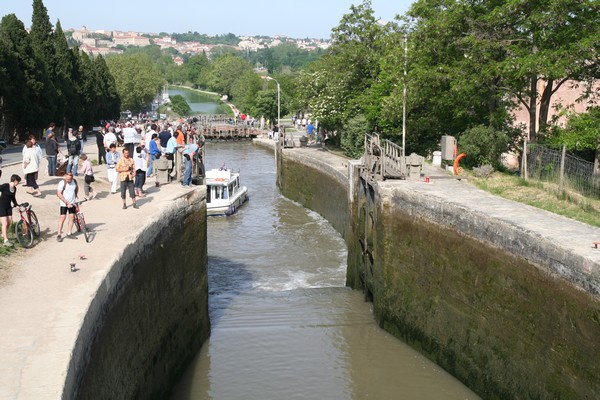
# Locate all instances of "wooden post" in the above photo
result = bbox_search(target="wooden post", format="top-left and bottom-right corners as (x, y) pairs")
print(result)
(522, 138), (528, 180)
(559, 144), (566, 193)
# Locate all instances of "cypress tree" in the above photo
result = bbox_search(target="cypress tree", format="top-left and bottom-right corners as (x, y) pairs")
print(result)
(29, 0), (56, 127)
(0, 14), (46, 140)
(94, 54), (121, 120)
(52, 20), (75, 127)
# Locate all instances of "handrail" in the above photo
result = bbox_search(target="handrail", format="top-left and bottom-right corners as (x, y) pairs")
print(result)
(362, 133), (406, 181)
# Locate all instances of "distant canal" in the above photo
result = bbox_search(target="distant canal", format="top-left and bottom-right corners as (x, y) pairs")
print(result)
(170, 142), (479, 399)
(168, 86), (230, 115)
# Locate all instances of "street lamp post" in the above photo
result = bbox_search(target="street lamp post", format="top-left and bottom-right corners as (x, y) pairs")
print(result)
(402, 34), (407, 158)
(261, 75), (280, 132)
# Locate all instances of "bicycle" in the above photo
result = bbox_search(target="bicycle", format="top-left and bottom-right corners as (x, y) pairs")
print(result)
(14, 202), (41, 248)
(73, 200), (91, 243)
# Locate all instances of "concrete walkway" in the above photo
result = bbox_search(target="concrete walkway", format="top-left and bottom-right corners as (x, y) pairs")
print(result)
(0, 142), (196, 399)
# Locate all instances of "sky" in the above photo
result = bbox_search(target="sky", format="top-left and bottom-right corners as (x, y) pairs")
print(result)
(2, 0), (414, 39)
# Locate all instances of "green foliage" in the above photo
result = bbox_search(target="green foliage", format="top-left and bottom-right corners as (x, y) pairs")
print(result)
(93, 55), (121, 119)
(458, 125), (511, 168)
(0, 1), (123, 138)
(171, 32), (239, 46)
(230, 71), (262, 115)
(52, 20), (75, 124)
(206, 54), (253, 97)
(255, 89), (288, 125)
(547, 107), (600, 152)
(185, 53), (210, 88)
(106, 53), (163, 113)
(247, 42), (323, 73)
(29, 0), (54, 58)
(0, 13), (47, 138)
(293, 0), (390, 144)
(169, 95), (191, 116)
(341, 114), (368, 158)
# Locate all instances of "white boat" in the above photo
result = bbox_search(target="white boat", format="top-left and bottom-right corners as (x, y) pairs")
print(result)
(205, 168), (248, 216)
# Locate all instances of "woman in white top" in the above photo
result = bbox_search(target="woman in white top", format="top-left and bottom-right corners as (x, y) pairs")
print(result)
(22, 140), (41, 197)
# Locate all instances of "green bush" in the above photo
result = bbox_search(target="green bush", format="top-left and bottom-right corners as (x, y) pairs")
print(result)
(458, 125), (510, 169)
(170, 95), (191, 116)
(341, 114), (369, 158)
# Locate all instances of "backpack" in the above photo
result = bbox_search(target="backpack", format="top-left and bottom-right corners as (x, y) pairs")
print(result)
(68, 140), (78, 156)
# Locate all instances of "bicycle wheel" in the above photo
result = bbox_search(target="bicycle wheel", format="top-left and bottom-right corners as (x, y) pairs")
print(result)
(29, 211), (41, 237)
(77, 213), (91, 243)
(15, 220), (34, 248)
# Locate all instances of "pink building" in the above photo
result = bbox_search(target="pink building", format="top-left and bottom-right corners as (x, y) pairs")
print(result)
(513, 80), (599, 135)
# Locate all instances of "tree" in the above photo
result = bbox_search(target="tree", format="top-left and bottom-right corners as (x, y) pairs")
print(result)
(169, 94), (191, 116)
(466, 0), (600, 142)
(255, 89), (288, 125)
(28, 0), (56, 123)
(207, 54), (253, 97)
(0, 14), (47, 139)
(93, 55), (120, 120)
(106, 53), (163, 113)
(75, 49), (97, 125)
(186, 53), (210, 88)
(230, 71), (262, 115)
(51, 20), (75, 125)
(547, 107), (600, 165)
(293, 0), (390, 155)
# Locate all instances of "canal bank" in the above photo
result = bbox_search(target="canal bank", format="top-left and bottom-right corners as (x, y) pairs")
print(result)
(254, 138), (600, 398)
(0, 158), (209, 399)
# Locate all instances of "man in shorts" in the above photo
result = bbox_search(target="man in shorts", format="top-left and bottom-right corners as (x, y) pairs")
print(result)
(56, 172), (78, 242)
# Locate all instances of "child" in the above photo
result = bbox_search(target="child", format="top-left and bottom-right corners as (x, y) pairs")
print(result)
(80, 154), (96, 200)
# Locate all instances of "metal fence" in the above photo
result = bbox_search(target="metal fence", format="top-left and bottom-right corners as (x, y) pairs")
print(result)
(524, 143), (600, 198)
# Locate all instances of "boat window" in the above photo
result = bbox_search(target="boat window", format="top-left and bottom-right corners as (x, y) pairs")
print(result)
(222, 186), (228, 199)
(215, 186), (220, 199)
(207, 186), (212, 203)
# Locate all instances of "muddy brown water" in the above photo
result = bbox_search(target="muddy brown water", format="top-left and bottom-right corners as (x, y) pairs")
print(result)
(171, 142), (479, 399)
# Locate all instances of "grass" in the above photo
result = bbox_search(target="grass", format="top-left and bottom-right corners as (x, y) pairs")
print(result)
(0, 222), (27, 285)
(470, 171), (600, 227)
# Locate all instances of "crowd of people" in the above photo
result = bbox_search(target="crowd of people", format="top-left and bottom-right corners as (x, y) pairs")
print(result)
(0, 119), (204, 246)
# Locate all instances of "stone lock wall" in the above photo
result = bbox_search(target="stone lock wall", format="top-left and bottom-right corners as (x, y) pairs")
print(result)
(64, 189), (210, 399)
(370, 197), (600, 399)
(275, 145), (600, 399)
(277, 150), (350, 241)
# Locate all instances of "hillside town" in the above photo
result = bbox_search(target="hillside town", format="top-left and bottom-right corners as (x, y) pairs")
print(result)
(70, 26), (331, 60)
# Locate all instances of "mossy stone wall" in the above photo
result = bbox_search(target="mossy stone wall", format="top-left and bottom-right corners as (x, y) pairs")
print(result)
(65, 190), (210, 399)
